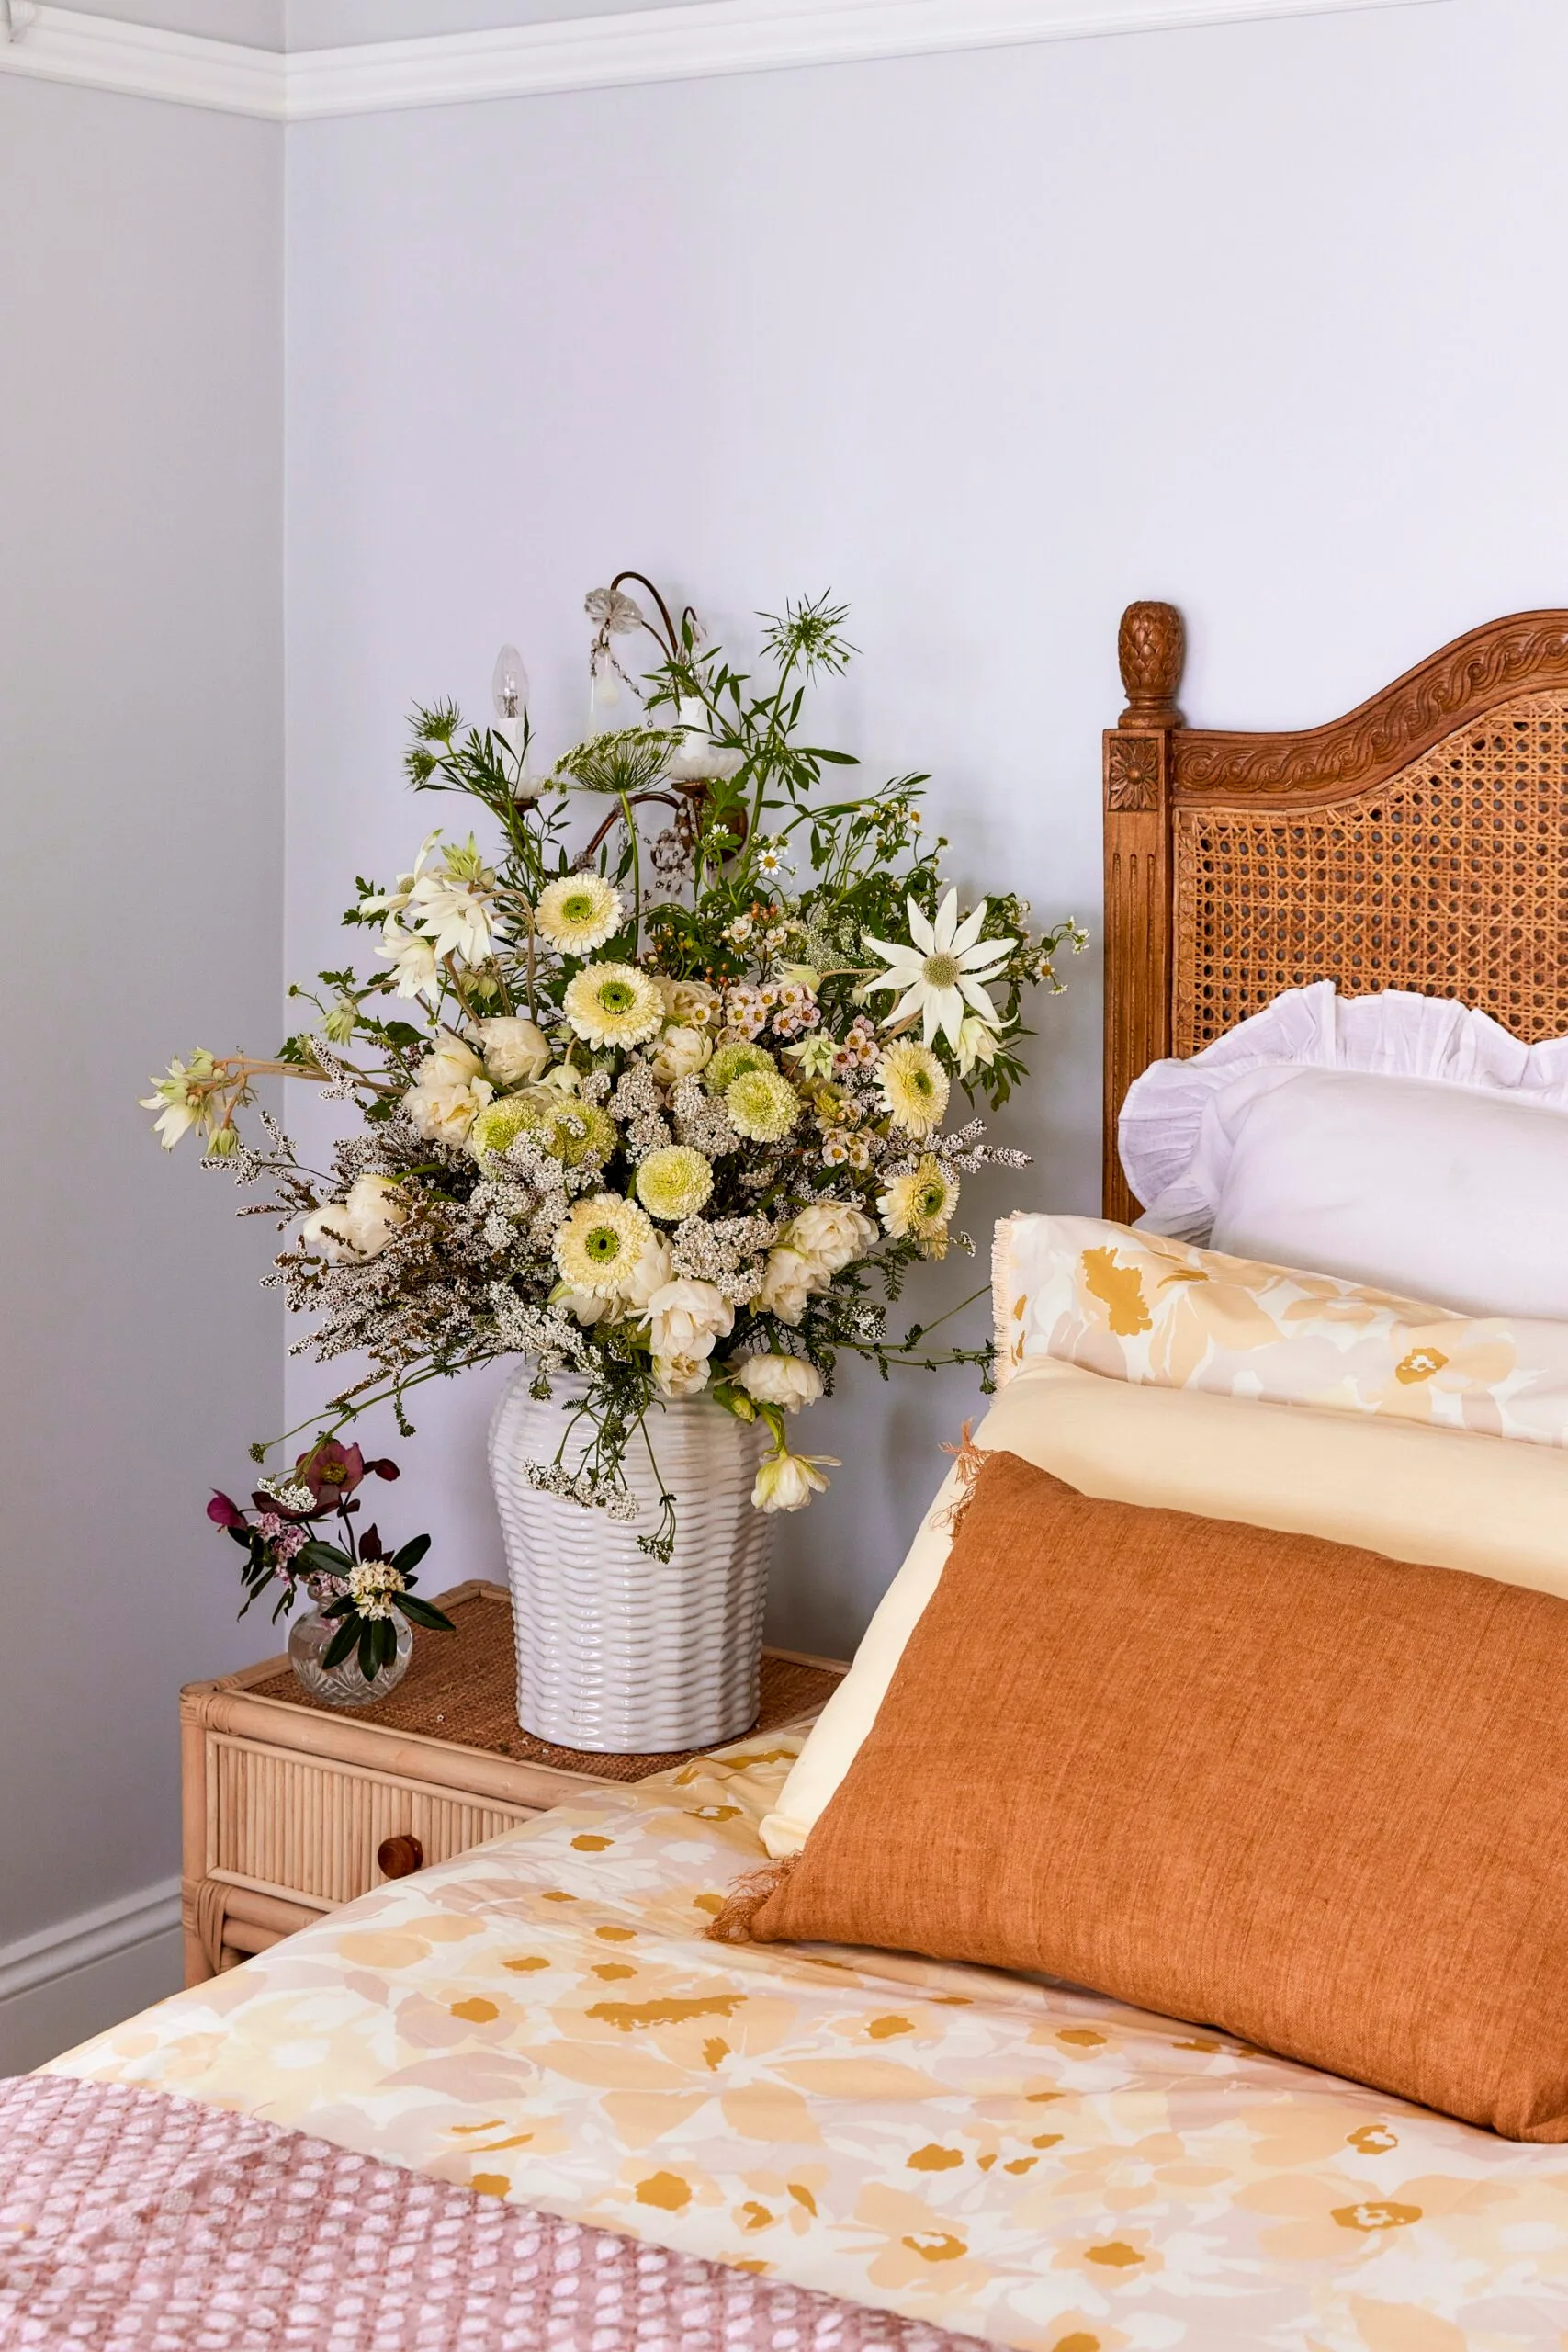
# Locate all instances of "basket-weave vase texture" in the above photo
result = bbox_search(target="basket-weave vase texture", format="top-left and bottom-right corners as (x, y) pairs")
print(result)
(489, 1367), (773, 1751)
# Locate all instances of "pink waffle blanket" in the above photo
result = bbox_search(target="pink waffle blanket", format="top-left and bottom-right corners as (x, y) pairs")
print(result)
(0, 2074), (997, 2351)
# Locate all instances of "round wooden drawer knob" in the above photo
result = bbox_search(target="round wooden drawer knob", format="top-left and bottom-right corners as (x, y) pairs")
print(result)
(377, 1833), (424, 1880)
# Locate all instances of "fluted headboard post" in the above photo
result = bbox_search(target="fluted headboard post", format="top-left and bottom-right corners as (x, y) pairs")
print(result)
(1102, 601), (1185, 1220)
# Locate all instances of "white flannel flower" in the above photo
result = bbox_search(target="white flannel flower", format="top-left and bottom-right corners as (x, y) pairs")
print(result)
(862, 889), (1015, 1049)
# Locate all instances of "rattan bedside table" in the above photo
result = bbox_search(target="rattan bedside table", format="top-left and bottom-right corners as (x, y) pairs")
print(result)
(180, 1578), (845, 1985)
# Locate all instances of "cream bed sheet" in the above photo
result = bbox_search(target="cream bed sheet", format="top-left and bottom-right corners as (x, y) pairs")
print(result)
(50, 1740), (1568, 2352)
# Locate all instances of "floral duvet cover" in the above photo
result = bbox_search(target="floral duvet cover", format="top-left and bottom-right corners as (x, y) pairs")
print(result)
(50, 1739), (1568, 2352)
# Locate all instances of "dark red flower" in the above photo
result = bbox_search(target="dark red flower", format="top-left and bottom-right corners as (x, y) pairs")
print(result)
(367, 1458), (400, 1482)
(208, 1491), (247, 1530)
(294, 1439), (366, 1506)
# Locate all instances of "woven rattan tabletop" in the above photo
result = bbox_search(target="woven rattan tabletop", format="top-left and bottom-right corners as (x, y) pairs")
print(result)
(244, 1583), (844, 1783)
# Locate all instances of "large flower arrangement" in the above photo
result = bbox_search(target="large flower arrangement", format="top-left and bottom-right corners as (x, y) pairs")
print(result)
(144, 581), (1084, 1556)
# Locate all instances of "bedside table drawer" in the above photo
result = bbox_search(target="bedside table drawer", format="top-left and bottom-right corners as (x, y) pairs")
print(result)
(209, 1734), (536, 1908)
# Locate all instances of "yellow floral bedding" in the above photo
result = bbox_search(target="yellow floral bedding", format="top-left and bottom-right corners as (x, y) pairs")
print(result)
(51, 1741), (1568, 2351)
(994, 1211), (1568, 1448)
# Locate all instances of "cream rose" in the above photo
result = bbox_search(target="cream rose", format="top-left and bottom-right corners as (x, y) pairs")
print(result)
(478, 1015), (551, 1086)
(406, 1035), (492, 1146)
(650, 1024), (714, 1088)
(647, 1278), (734, 1363)
(617, 1233), (674, 1315)
(734, 1353), (824, 1413)
(301, 1173), (409, 1263)
(756, 1245), (820, 1328)
(784, 1201), (879, 1278)
(654, 1352), (711, 1399)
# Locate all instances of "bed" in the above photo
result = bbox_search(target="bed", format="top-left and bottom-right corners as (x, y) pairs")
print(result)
(22, 603), (1568, 2352)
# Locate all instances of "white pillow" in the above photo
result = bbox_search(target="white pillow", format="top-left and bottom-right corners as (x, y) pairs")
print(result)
(757, 1351), (1568, 1860)
(1121, 983), (1568, 1318)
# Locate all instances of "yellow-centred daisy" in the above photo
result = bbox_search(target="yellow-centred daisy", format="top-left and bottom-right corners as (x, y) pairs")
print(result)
(534, 875), (625, 956)
(551, 1193), (655, 1297)
(876, 1040), (950, 1135)
(877, 1156), (959, 1254)
(562, 961), (663, 1048)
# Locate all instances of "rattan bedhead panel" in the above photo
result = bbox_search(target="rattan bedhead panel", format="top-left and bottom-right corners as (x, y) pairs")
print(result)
(1101, 605), (1568, 1219)
(1172, 689), (1568, 1054)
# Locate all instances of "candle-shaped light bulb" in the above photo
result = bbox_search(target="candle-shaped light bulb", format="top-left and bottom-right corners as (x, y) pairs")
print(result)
(492, 644), (529, 727)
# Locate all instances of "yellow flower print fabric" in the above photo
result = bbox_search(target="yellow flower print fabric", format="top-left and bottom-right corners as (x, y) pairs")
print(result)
(48, 1741), (1568, 2351)
(994, 1212), (1568, 1446)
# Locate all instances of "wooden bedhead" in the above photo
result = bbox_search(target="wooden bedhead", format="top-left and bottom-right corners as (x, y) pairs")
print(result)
(1102, 603), (1568, 1222)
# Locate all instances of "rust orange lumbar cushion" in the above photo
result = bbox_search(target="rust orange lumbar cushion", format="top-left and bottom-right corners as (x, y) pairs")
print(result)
(716, 1450), (1568, 2141)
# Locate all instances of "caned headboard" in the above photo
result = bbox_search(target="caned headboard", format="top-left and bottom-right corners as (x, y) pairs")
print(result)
(1102, 603), (1568, 1222)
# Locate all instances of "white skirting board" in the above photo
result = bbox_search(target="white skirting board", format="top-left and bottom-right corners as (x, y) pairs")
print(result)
(0, 1877), (181, 2075)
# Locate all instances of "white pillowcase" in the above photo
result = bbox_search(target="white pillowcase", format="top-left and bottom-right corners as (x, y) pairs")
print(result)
(1121, 983), (1568, 1318)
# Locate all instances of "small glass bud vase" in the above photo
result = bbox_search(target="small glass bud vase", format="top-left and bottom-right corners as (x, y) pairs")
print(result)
(288, 1605), (412, 1709)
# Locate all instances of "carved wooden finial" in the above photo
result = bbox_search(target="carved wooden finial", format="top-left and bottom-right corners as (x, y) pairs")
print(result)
(1117, 601), (1185, 729)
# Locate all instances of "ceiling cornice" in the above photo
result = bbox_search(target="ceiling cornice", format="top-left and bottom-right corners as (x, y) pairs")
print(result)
(0, 0), (1447, 122)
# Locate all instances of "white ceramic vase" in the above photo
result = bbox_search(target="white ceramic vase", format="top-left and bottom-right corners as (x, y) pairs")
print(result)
(488, 1366), (774, 1751)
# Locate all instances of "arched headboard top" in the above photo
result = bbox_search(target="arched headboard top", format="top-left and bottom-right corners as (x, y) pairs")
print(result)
(1102, 605), (1568, 1220)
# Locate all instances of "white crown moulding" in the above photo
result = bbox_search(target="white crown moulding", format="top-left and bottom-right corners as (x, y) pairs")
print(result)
(0, 0), (1446, 122)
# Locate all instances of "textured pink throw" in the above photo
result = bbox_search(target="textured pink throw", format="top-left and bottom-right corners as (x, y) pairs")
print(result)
(0, 2075), (995, 2350)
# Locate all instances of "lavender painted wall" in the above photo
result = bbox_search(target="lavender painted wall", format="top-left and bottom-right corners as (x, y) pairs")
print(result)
(282, 0), (1568, 1657)
(0, 73), (283, 2044)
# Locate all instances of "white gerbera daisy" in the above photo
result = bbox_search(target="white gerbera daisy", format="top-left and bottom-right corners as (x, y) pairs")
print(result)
(727, 1068), (799, 1143)
(862, 889), (1015, 1049)
(636, 1146), (715, 1222)
(535, 875), (626, 956)
(562, 961), (663, 1049)
(552, 1193), (655, 1297)
(878, 1156), (959, 1255)
(876, 1040), (950, 1135)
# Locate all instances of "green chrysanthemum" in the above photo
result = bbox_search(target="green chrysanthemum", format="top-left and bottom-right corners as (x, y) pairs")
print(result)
(705, 1040), (776, 1095)
(542, 1101), (617, 1168)
(636, 1145), (715, 1222)
(471, 1089), (615, 1170)
(469, 1091), (550, 1168)
(727, 1068), (799, 1144)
